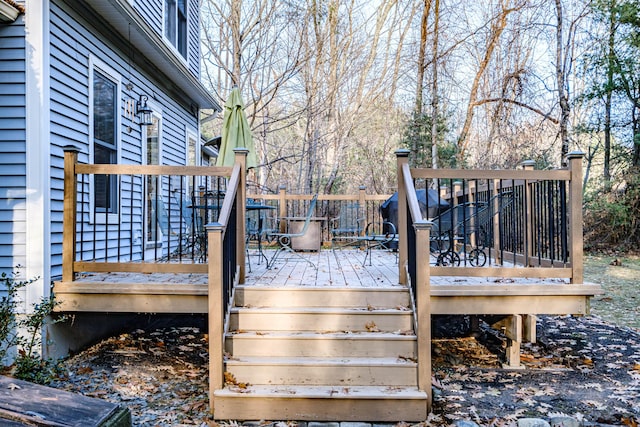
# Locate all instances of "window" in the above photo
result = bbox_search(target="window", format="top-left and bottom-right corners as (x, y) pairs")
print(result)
(93, 70), (118, 214)
(164, 0), (187, 58)
(185, 129), (199, 198)
(144, 112), (163, 246)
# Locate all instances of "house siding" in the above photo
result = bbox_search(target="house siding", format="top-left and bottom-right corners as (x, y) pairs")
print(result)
(133, 0), (162, 36)
(187, 0), (199, 77)
(48, 1), (199, 278)
(133, 0), (199, 78)
(0, 17), (27, 274)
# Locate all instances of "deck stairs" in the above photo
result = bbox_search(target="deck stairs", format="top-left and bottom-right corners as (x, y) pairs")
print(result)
(213, 284), (429, 421)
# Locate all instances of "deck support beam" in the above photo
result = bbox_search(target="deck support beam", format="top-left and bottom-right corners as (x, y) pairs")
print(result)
(492, 315), (522, 368)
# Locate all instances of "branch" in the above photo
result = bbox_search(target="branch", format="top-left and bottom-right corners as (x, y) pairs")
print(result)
(473, 97), (559, 124)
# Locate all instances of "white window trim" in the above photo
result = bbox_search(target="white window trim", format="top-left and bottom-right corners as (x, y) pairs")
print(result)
(88, 55), (122, 224)
(162, 0), (189, 63)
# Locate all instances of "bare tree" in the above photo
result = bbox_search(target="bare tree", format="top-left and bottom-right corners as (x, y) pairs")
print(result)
(456, 0), (522, 164)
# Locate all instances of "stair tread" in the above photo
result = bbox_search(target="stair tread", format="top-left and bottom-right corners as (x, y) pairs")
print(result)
(226, 331), (415, 339)
(231, 307), (411, 313)
(225, 356), (417, 366)
(214, 385), (427, 399)
(237, 285), (407, 291)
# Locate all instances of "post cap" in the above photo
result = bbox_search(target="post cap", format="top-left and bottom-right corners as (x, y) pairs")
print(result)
(566, 151), (585, 160)
(63, 145), (81, 153)
(520, 160), (536, 169)
(395, 149), (410, 157)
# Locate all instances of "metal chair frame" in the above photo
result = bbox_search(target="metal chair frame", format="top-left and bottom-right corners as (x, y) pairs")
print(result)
(265, 195), (319, 269)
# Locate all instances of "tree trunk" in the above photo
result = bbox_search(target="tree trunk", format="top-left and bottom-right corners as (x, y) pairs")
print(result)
(604, 0), (615, 183)
(457, 1), (514, 164)
(431, 0), (440, 169)
(555, 0), (570, 166)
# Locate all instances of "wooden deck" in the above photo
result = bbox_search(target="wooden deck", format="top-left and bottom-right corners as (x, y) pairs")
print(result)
(54, 248), (601, 317)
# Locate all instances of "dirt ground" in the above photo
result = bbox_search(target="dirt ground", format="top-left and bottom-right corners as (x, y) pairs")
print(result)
(45, 255), (640, 426)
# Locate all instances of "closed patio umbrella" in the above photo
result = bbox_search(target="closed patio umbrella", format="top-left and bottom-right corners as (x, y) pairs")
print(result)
(216, 87), (257, 169)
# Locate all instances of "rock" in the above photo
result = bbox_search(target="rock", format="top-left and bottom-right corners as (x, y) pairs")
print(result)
(453, 421), (480, 427)
(518, 419), (551, 427)
(549, 416), (580, 427)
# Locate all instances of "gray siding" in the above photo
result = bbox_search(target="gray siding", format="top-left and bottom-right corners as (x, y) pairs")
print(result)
(133, 0), (162, 37)
(49, 1), (198, 277)
(0, 18), (27, 274)
(187, 0), (199, 77)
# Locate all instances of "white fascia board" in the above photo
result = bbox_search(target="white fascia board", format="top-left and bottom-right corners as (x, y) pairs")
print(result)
(25, 0), (51, 304)
(83, 0), (221, 112)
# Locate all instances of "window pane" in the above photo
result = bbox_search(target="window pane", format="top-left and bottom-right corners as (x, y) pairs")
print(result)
(93, 70), (118, 213)
(93, 72), (116, 149)
(187, 134), (196, 166)
(165, 0), (177, 44)
(94, 144), (115, 211)
(178, 0), (187, 56)
(146, 116), (160, 165)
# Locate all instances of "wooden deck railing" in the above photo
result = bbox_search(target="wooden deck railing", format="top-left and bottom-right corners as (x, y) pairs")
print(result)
(246, 188), (392, 245)
(61, 146), (248, 281)
(397, 150), (585, 283)
(207, 149), (247, 403)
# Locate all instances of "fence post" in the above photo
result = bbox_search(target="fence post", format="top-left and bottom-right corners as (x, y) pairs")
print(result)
(278, 184), (287, 233)
(358, 186), (366, 236)
(521, 160), (536, 267)
(567, 151), (585, 284)
(490, 179), (503, 264)
(207, 224), (224, 411)
(62, 146), (80, 283)
(414, 220), (432, 412)
(396, 149), (410, 285)
(234, 148), (248, 283)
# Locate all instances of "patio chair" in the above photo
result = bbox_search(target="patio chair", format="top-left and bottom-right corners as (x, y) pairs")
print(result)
(330, 202), (365, 249)
(265, 194), (318, 269)
(170, 190), (206, 258)
(361, 220), (397, 266)
(245, 211), (264, 271)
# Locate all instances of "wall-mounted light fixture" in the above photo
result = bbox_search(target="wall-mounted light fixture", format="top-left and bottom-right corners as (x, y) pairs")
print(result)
(136, 95), (153, 126)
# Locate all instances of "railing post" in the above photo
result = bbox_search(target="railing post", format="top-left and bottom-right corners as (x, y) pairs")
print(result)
(278, 184), (287, 233)
(414, 220), (432, 412)
(521, 160), (536, 267)
(567, 151), (585, 284)
(491, 179), (502, 264)
(396, 149), (410, 285)
(234, 148), (248, 283)
(358, 185), (366, 236)
(62, 146), (80, 283)
(207, 224), (224, 411)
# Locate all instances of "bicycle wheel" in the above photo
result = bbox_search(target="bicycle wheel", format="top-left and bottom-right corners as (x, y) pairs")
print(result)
(468, 248), (486, 267)
(437, 250), (460, 266)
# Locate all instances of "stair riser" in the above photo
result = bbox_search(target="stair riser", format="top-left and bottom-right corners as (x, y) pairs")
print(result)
(235, 288), (410, 309)
(229, 312), (413, 332)
(212, 395), (428, 422)
(225, 336), (416, 358)
(226, 363), (418, 386)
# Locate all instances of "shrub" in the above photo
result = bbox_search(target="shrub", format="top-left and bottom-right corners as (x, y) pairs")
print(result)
(0, 267), (64, 384)
(584, 168), (640, 252)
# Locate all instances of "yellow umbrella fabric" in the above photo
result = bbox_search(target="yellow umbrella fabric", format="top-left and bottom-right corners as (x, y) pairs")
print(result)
(215, 87), (257, 168)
